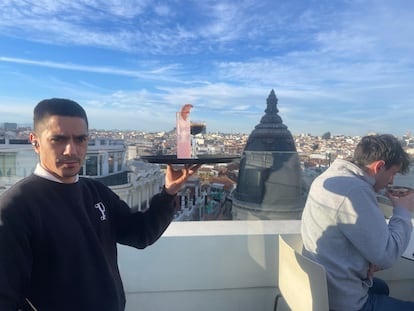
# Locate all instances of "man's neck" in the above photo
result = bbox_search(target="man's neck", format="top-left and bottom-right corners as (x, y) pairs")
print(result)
(34, 163), (79, 183)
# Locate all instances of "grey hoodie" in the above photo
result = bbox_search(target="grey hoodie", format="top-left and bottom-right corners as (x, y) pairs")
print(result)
(301, 159), (412, 310)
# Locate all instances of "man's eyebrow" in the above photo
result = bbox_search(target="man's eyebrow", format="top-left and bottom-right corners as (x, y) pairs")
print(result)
(50, 134), (68, 139)
(77, 134), (89, 140)
(50, 134), (89, 139)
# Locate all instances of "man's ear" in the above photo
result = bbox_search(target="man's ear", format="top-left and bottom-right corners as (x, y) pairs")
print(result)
(366, 160), (385, 175)
(372, 160), (386, 174)
(29, 133), (39, 150)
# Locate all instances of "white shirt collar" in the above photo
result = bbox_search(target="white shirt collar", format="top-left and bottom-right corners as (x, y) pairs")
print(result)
(34, 163), (79, 183)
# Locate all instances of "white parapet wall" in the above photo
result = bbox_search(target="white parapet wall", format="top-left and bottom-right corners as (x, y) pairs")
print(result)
(119, 220), (300, 311)
(118, 220), (414, 311)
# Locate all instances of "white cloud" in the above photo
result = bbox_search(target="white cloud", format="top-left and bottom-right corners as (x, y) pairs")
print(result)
(0, 1), (414, 136)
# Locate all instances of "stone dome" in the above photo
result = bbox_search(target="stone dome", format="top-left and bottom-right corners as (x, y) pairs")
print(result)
(244, 89), (296, 152)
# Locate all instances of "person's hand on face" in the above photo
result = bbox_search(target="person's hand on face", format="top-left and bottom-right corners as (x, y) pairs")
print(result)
(387, 191), (414, 212)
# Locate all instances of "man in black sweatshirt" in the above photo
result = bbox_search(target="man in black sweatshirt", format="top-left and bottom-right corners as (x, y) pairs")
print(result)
(0, 98), (199, 311)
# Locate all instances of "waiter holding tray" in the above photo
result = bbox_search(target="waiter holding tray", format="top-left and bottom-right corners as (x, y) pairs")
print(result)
(0, 98), (201, 311)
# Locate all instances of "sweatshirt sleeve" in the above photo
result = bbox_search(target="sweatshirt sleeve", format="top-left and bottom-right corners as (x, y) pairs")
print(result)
(111, 187), (176, 249)
(337, 186), (412, 269)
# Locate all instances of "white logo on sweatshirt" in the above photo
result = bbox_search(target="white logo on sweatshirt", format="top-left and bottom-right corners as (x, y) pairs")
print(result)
(94, 202), (107, 221)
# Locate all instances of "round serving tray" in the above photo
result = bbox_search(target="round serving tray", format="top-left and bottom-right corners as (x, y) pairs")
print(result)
(140, 155), (239, 164)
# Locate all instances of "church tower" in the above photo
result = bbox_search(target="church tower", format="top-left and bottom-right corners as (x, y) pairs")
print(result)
(232, 90), (304, 220)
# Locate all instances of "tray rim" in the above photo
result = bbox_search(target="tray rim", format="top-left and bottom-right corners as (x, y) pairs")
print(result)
(140, 154), (240, 164)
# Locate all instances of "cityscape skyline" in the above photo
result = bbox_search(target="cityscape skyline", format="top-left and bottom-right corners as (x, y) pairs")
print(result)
(0, 1), (414, 136)
(0, 119), (412, 138)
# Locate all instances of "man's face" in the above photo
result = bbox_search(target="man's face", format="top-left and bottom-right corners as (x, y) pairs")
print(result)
(30, 115), (89, 183)
(374, 163), (401, 192)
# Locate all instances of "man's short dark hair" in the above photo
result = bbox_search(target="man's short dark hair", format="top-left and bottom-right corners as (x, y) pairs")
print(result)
(33, 98), (89, 132)
(353, 134), (410, 174)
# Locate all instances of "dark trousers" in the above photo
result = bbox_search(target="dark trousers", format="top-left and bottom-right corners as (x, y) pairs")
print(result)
(360, 277), (414, 311)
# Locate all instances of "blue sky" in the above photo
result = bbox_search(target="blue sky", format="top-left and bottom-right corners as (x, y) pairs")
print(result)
(0, 0), (413, 136)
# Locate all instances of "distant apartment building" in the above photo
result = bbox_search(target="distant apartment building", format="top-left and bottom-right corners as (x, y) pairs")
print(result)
(0, 122), (18, 131)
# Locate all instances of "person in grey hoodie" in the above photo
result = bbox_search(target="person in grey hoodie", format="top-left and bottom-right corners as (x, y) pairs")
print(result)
(301, 134), (414, 311)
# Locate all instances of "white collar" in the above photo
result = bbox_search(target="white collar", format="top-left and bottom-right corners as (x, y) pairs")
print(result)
(34, 163), (79, 184)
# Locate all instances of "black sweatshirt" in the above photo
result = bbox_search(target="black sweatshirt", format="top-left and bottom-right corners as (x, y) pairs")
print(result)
(0, 174), (175, 311)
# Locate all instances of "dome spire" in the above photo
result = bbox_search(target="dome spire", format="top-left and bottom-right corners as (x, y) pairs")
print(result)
(244, 90), (295, 151)
(265, 89), (279, 114)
